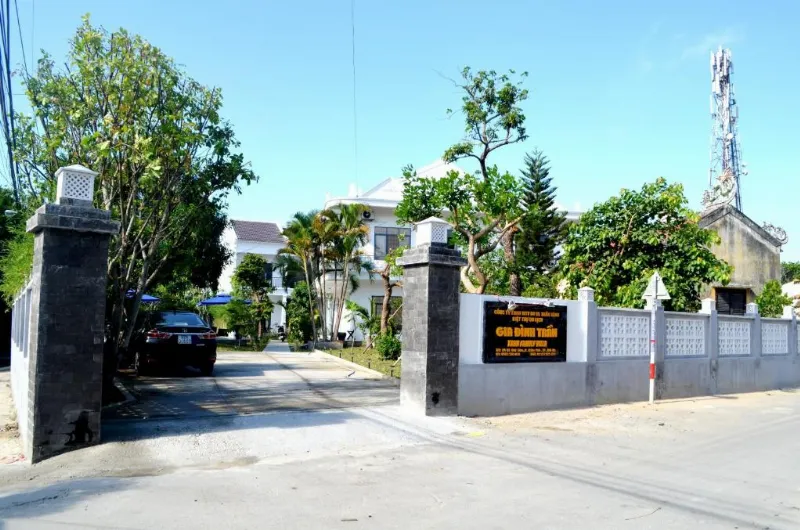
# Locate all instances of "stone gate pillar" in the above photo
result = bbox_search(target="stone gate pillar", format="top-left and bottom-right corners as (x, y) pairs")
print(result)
(24, 164), (119, 463)
(398, 217), (466, 416)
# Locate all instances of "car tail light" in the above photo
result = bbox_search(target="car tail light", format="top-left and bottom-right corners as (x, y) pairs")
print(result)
(201, 331), (216, 340)
(146, 329), (171, 340)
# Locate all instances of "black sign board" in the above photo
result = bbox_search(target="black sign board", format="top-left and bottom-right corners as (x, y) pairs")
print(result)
(482, 302), (567, 363)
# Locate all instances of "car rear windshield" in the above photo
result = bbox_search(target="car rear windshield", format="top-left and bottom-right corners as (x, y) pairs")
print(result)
(156, 312), (207, 327)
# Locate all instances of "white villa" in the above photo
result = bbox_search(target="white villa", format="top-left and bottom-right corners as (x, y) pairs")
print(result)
(322, 159), (582, 342)
(320, 160), (464, 341)
(219, 159), (581, 342)
(218, 219), (290, 331)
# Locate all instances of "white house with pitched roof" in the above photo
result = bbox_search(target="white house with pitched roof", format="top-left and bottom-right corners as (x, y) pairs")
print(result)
(218, 219), (290, 330)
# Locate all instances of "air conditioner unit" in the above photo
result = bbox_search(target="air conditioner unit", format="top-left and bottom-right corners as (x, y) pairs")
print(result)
(362, 210), (374, 222)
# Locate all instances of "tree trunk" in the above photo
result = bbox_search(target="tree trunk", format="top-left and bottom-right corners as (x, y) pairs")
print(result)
(317, 258), (328, 340)
(121, 256), (152, 349)
(332, 258), (350, 342)
(381, 283), (392, 334)
(302, 261), (317, 346)
(465, 236), (488, 294)
(502, 231), (521, 296)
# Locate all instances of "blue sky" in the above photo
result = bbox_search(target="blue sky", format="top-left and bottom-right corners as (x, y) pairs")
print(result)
(12, 1), (800, 259)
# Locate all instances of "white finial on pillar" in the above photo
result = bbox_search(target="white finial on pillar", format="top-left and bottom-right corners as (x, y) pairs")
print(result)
(414, 217), (450, 247)
(577, 286), (594, 302)
(55, 164), (97, 205)
(700, 298), (716, 314)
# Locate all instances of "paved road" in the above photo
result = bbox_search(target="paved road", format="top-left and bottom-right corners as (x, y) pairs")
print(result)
(105, 344), (399, 421)
(1, 344), (799, 529)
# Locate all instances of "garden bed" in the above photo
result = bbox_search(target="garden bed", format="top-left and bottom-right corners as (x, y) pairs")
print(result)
(327, 347), (401, 379)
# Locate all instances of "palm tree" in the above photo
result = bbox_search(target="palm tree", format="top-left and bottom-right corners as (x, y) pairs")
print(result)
(281, 210), (320, 344)
(318, 204), (370, 341)
(273, 253), (304, 291)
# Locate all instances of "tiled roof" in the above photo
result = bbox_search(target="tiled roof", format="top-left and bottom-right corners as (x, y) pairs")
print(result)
(231, 220), (285, 244)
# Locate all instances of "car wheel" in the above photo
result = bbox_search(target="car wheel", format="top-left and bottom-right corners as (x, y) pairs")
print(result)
(200, 362), (215, 377)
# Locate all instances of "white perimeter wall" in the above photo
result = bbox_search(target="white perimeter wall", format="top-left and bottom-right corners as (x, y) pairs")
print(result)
(10, 283), (33, 448)
(458, 292), (800, 417)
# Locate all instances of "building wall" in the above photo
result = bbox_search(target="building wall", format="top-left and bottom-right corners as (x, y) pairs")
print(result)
(700, 207), (781, 301)
(359, 205), (416, 270)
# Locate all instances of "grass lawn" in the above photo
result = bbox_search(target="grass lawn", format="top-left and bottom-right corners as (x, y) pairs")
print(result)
(217, 343), (260, 352)
(328, 347), (401, 379)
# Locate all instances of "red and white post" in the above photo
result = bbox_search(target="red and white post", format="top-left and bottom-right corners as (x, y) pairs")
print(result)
(648, 298), (660, 404)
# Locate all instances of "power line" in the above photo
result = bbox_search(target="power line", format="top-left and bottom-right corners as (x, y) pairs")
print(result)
(0, 0), (19, 203)
(350, 0), (358, 196)
(13, 0), (27, 75)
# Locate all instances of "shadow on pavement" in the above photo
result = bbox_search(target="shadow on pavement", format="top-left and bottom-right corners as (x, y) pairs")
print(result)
(0, 478), (131, 526)
(102, 350), (400, 441)
(103, 406), (363, 443)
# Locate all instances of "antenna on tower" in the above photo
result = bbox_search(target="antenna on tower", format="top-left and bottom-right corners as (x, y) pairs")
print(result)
(703, 46), (744, 211)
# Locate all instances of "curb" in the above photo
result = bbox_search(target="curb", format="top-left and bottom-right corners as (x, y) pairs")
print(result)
(102, 378), (137, 411)
(314, 350), (401, 386)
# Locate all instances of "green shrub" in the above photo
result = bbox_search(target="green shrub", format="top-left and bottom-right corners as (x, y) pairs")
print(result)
(755, 280), (792, 318)
(375, 333), (401, 360)
(250, 336), (270, 352)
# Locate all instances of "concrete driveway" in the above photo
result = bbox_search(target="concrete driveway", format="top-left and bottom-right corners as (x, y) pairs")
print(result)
(105, 344), (399, 421)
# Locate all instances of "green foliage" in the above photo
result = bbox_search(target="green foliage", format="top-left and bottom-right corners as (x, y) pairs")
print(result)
(394, 166), (442, 223)
(285, 281), (314, 344)
(206, 304), (229, 330)
(375, 332), (402, 361)
(560, 178), (732, 311)
(232, 254), (273, 301)
(756, 280), (792, 318)
(396, 166), (526, 293)
(781, 262), (800, 284)
(11, 16), (256, 358)
(398, 66), (531, 295)
(232, 254), (274, 339)
(223, 299), (268, 351)
(442, 67), (529, 169)
(515, 151), (567, 284)
(0, 188), (37, 303)
(282, 206), (373, 342)
(150, 282), (209, 312)
(521, 273), (561, 299)
(344, 299), (374, 340)
(0, 225), (33, 304)
(281, 210), (320, 342)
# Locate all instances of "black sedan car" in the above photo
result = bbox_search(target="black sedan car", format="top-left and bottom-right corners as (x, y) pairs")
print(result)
(130, 311), (217, 376)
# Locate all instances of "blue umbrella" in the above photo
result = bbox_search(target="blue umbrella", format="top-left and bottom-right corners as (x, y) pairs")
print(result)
(126, 289), (160, 303)
(197, 294), (251, 306)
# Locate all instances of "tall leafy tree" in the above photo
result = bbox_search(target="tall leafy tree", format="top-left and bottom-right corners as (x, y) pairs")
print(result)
(442, 67), (530, 292)
(397, 166), (526, 294)
(514, 150), (568, 293)
(560, 178), (732, 311)
(6, 17), (256, 366)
